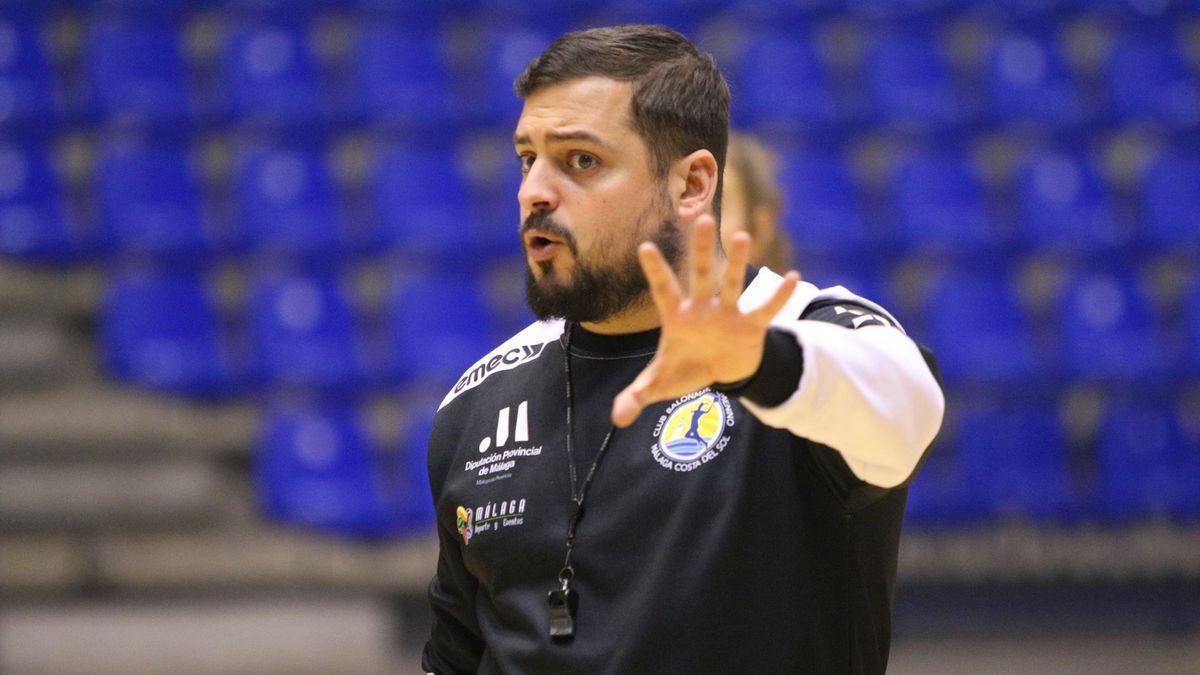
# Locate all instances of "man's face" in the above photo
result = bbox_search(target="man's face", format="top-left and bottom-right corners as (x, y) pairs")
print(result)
(513, 76), (682, 323)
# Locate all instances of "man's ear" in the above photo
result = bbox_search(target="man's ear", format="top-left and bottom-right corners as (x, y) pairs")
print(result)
(670, 150), (719, 222)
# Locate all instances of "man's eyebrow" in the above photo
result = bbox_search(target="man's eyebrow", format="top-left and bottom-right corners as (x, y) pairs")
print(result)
(512, 130), (613, 148)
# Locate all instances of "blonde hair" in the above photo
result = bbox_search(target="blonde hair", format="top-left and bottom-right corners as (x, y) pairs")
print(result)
(726, 132), (794, 271)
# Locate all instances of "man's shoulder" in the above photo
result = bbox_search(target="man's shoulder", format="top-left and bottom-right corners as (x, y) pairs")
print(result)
(437, 318), (565, 412)
(744, 266), (905, 334)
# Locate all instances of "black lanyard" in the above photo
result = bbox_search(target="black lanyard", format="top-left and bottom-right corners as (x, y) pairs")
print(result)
(547, 322), (617, 640)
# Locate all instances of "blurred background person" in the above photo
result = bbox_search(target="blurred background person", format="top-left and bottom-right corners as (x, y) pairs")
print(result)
(721, 131), (795, 273)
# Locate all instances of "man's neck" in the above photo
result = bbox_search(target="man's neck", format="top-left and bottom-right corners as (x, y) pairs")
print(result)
(579, 298), (661, 335)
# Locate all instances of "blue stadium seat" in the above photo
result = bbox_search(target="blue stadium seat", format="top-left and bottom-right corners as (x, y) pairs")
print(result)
(923, 270), (1040, 384)
(888, 150), (994, 252)
(221, 21), (324, 124)
(256, 404), (431, 539)
(100, 270), (247, 397)
(984, 30), (1085, 128)
(1184, 279), (1200, 376)
(958, 402), (1076, 521)
(247, 272), (369, 390)
(1105, 31), (1200, 128)
(1141, 151), (1200, 250)
(778, 150), (870, 257)
(386, 277), (493, 388)
(96, 140), (211, 260)
(0, 141), (88, 263)
(732, 32), (837, 129)
(234, 143), (347, 259)
(352, 22), (451, 126)
(85, 17), (190, 124)
(1014, 150), (1122, 253)
(1096, 399), (1200, 521)
(0, 15), (55, 126)
(371, 142), (474, 257)
(472, 26), (553, 124)
(1057, 270), (1168, 382)
(865, 30), (963, 128)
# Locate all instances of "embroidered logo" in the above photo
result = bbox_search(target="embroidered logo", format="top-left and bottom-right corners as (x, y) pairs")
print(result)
(651, 390), (735, 471)
(455, 498), (528, 545)
(463, 400), (543, 485)
(456, 505), (474, 545)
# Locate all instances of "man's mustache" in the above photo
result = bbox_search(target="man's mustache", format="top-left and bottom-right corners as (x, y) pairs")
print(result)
(520, 212), (579, 255)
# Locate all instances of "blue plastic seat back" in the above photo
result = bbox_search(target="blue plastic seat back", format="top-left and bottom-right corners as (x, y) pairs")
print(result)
(86, 17), (189, 123)
(222, 21), (323, 123)
(957, 402), (1075, 521)
(472, 27), (553, 124)
(1057, 271), (1167, 382)
(1141, 152), (1200, 248)
(235, 144), (344, 258)
(1014, 150), (1122, 252)
(256, 405), (404, 538)
(734, 32), (837, 127)
(779, 150), (869, 256)
(924, 271), (1039, 383)
(889, 150), (993, 250)
(985, 30), (1084, 127)
(866, 30), (962, 126)
(1184, 280), (1200, 375)
(1106, 31), (1200, 128)
(0, 14), (55, 125)
(1096, 400), (1200, 521)
(248, 272), (366, 389)
(96, 140), (208, 259)
(0, 141), (85, 263)
(388, 277), (493, 388)
(372, 142), (473, 256)
(354, 23), (451, 125)
(100, 270), (240, 396)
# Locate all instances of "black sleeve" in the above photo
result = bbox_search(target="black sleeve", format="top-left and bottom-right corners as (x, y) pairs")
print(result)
(423, 416), (485, 674)
(423, 520), (485, 674)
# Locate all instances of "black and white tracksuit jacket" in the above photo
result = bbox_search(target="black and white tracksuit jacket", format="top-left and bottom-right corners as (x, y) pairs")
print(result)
(423, 266), (945, 674)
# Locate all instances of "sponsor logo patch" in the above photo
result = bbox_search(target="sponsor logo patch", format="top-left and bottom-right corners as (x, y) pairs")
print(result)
(454, 497), (528, 545)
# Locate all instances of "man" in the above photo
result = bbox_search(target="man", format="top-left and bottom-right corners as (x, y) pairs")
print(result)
(424, 25), (944, 674)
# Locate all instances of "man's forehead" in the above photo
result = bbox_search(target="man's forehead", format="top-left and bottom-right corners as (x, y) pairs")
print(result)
(513, 76), (635, 146)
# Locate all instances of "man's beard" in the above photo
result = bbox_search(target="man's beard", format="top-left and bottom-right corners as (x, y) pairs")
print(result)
(522, 207), (683, 324)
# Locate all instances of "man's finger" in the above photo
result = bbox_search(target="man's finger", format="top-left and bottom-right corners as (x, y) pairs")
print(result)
(749, 271), (800, 324)
(638, 242), (683, 317)
(720, 230), (750, 307)
(689, 215), (718, 300)
(612, 360), (662, 428)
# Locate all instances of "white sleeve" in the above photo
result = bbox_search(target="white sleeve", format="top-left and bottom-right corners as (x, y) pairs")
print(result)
(740, 319), (945, 489)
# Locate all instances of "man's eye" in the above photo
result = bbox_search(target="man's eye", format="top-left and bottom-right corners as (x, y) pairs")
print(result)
(568, 153), (597, 170)
(518, 155), (534, 173)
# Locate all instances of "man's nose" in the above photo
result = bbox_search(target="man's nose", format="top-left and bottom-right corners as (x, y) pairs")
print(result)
(517, 159), (559, 214)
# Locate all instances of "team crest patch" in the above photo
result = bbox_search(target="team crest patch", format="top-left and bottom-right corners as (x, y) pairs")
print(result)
(651, 390), (735, 472)
(456, 505), (474, 545)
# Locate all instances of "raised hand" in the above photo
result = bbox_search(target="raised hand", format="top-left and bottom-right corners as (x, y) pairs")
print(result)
(611, 215), (800, 428)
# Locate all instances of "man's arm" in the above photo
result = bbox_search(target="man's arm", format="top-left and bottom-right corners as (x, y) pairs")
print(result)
(715, 297), (944, 489)
(423, 517), (485, 674)
(611, 216), (944, 489)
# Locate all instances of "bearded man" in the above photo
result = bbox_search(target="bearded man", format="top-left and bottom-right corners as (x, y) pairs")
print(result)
(423, 24), (945, 675)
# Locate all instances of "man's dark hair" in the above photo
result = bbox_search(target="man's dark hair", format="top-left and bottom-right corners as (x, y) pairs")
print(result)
(514, 24), (730, 219)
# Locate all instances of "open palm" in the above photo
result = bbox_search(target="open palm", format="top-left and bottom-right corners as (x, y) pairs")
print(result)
(611, 215), (799, 427)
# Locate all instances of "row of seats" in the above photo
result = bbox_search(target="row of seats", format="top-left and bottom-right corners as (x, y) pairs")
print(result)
(253, 392), (1200, 540)
(256, 403), (435, 538)
(3, 137), (1198, 265)
(907, 396), (1200, 526)
(2, 10), (1197, 129)
(100, 268), (530, 397)
(98, 263), (1200, 400)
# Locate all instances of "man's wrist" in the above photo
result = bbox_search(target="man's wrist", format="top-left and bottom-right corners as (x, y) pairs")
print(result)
(711, 328), (804, 407)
